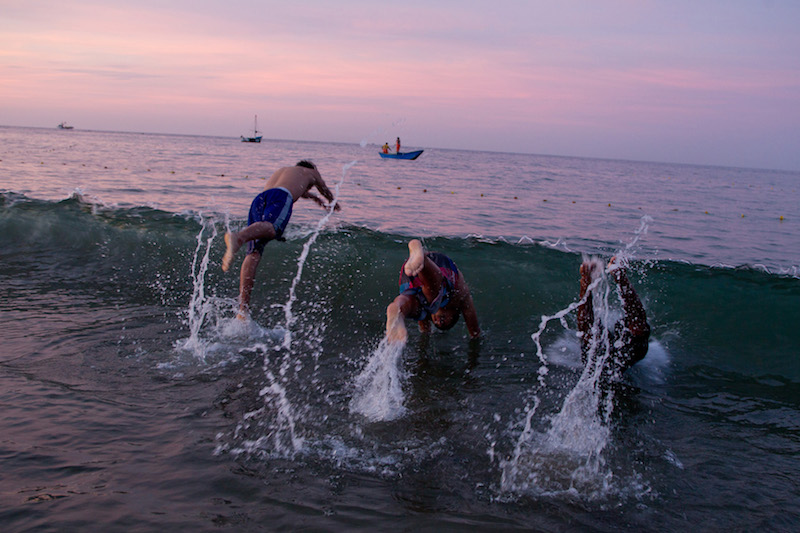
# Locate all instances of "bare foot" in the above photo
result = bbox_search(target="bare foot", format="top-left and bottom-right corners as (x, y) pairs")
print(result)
(222, 232), (239, 272)
(386, 303), (408, 343)
(606, 255), (623, 272)
(607, 255), (628, 283)
(579, 258), (603, 297)
(403, 239), (425, 277)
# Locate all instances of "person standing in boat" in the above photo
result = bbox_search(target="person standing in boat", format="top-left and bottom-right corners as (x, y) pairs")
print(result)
(222, 160), (340, 319)
(396, 137), (401, 154)
(382, 142), (391, 154)
(386, 239), (480, 343)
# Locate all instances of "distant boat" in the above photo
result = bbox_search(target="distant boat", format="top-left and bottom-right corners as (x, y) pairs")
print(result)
(379, 149), (424, 160)
(57, 122), (74, 130)
(241, 115), (262, 143)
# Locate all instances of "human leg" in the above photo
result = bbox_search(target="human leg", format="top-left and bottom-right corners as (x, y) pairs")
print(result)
(611, 265), (649, 339)
(608, 259), (650, 370)
(386, 293), (422, 343)
(222, 221), (276, 272)
(224, 187), (292, 273)
(238, 251), (262, 317)
(577, 260), (596, 335)
(403, 240), (444, 306)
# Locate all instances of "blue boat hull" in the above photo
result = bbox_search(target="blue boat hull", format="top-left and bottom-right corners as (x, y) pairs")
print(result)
(379, 149), (423, 160)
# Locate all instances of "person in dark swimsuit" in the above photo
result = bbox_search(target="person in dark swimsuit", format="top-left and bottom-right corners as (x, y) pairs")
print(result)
(386, 239), (480, 343)
(577, 257), (650, 381)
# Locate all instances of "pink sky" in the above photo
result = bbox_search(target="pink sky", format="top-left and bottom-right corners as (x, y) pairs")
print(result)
(2, 1), (799, 170)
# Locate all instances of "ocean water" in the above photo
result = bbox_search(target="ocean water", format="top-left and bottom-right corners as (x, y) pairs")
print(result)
(1, 125), (798, 531)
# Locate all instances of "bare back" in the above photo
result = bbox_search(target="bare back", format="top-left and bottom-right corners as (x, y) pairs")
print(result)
(264, 166), (323, 202)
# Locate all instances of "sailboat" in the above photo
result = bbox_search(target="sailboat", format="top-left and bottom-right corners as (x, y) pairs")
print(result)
(240, 115), (262, 143)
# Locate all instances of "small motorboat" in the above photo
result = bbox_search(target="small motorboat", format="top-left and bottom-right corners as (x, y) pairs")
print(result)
(379, 149), (424, 160)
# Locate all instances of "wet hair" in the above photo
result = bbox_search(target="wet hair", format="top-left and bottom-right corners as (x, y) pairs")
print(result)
(296, 160), (316, 170)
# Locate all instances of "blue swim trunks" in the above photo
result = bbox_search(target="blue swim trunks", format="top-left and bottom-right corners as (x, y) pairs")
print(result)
(246, 187), (293, 255)
(398, 252), (459, 321)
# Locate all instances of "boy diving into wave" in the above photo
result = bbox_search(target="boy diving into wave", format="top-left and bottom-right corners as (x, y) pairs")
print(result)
(222, 160), (340, 318)
(577, 256), (650, 382)
(386, 239), (480, 343)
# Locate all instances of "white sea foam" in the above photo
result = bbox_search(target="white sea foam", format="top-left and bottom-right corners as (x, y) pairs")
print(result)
(350, 338), (408, 422)
(501, 218), (656, 501)
(226, 159), (355, 458)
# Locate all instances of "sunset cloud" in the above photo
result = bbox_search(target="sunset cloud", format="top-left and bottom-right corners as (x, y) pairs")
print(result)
(2, 1), (799, 169)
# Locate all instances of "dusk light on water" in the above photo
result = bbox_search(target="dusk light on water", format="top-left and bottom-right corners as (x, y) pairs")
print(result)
(2, 2), (799, 531)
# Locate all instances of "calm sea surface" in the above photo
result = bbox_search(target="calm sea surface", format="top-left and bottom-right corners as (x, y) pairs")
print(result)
(1, 125), (799, 531)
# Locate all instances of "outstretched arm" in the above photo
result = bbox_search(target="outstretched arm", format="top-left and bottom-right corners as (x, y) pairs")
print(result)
(312, 172), (341, 210)
(301, 190), (330, 209)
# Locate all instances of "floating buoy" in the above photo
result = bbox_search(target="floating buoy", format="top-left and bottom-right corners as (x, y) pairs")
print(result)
(608, 203), (611, 207)
(572, 201), (576, 204)
(480, 193), (484, 197)
(779, 215), (784, 221)
(451, 191), (455, 194)
(705, 211), (709, 214)
(514, 196), (518, 199)
(543, 199), (547, 202)
(741, 214), (745, 218)
(423, 189), (427, 193)
(397, 186), (401, 189)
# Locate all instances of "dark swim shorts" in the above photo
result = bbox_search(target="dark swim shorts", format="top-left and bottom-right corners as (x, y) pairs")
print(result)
(398, 252), (459, 321)
(246, 187), (293, 255)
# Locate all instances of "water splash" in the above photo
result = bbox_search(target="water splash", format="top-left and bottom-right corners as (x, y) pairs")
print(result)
(350, 338), (408, 422)
(277, 160), (354, 351)
(226, 342), (306, 457)
(501, 216), (653, 499)
(175, 216), (284, 361)
(177, 216), (218, 359)
(249, 159), (355, 456)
